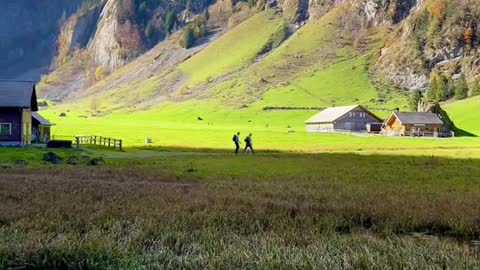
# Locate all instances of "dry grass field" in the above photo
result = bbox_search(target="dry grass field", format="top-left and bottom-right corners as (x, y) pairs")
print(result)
(1, 151), (480, 269)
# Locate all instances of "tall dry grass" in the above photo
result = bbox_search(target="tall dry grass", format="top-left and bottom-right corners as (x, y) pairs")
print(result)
(1, 153), (480, 268)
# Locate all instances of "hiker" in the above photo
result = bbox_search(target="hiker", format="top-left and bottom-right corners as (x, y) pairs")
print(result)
(243, 133), (254, 154)
(233, 132), (241, 154)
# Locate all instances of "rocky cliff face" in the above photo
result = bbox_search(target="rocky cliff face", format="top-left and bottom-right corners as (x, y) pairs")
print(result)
(375, 0), (480, 92)
(88, 0), (126, 72)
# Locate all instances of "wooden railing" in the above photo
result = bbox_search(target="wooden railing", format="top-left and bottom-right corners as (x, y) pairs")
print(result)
(75, 135), (123, 151)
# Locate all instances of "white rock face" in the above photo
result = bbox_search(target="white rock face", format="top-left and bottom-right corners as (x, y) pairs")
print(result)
(384, 65), (429, 91)
(88, 0), (125, 72)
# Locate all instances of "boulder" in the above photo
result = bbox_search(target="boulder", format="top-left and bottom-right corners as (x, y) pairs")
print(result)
(88, 157), (105, 166)
(43, 152), (62, 164)
(66, 156), (79, 165)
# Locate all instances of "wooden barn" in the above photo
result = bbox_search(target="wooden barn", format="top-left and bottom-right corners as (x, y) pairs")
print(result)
(0, 81), (51, 145)
(305, 105), (383, 133)
(382, 111), (445, 137)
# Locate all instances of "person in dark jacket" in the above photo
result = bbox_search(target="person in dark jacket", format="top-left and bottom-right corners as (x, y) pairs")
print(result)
(243, 133), (254, 154)
(233, 132), (241, 154)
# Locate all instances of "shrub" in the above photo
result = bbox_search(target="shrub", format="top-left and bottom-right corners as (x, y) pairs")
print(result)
(95, 66), (107, 81)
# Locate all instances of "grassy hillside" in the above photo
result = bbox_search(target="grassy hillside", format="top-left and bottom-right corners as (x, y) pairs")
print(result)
(43, 6), (480, 155)
(179, 9), (287, 85)
(444, 96), (480, 136)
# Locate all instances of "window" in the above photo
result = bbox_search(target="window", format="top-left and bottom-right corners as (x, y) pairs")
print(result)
(0, 123), (12, 136)
(349, 112), (356, 117)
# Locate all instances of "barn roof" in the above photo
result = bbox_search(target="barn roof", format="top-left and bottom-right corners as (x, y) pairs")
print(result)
(32, 112), (52, 126)
(0, 81), (38, 111)
(392, 112), (444, 125)
(305, 105), (381, 124)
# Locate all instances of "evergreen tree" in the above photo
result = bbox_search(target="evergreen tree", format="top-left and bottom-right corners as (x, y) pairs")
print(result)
(471, 81), (480, 97)
(454, 77), (469, 100)
(181, 27), (196, 49)
(409, 90), (423, 111)
(165, 10), (177, 34)
(427, 74), (439, 102)
(435, 74), (448, 101)
(203, 8), (210, 21)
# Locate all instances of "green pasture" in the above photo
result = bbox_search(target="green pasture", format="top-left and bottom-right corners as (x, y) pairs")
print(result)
(444, 96), (480, 136)
(38, 100), (480, 158)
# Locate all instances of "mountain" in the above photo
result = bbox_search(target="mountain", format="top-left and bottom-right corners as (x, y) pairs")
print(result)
(4, 0), (480, 135)
(0, 0), (87, 80)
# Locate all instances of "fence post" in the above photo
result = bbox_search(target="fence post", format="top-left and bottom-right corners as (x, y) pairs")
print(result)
(119, 140), (123, 151)
(75, 136), (80, 151)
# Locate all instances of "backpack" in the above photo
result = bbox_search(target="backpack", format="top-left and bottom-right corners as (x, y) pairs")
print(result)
(232, 135), (236, 142)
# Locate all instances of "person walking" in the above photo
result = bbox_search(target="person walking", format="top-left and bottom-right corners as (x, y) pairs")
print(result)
(233, 132), (241, 154)
(243, 133), (254, 154)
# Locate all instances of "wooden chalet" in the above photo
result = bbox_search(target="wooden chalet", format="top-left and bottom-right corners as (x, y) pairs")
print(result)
(0, 81), (51, 145)
(305, 105), (383, 133)
(382, 111), (445, 137)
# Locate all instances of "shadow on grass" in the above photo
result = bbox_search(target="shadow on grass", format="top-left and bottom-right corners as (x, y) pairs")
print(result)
(455, 127), (477, 137)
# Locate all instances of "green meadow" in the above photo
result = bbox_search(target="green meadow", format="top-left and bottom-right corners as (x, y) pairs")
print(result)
(38, 8), (480, 159)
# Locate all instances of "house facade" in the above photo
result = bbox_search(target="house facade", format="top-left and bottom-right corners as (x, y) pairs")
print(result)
(0, 81), (50, 145)
(305, 105), (383, 133)
(382, 112), (445, 137)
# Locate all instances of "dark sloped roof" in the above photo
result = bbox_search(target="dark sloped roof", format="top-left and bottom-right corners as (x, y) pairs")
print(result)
(32, 112), (52, 126)
(305, 105), (383, 124)
(394, 112), (444, 125)
(0, 80), (38, 110)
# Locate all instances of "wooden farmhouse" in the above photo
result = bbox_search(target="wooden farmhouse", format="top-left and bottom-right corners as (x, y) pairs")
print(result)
(305, 105), (383, 133)
(382, 111), (445, 137)
(0, 81), (51, 146)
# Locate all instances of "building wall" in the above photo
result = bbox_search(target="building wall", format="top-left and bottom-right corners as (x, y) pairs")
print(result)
(306, 123), (335, 132)
(334, 107), (381, 131)
(0, 108), (22, 144)
(384, 117), (443, 135)
(384, 118), (404, 133)
(21, 109), (32, 144)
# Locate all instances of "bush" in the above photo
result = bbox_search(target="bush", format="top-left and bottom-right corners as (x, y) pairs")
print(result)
(95, 66), (107, 81)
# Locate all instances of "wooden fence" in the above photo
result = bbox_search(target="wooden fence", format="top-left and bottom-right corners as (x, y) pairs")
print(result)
(75, 135), (123, 151)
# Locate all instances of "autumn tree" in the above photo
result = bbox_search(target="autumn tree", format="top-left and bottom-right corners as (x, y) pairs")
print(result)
(117, 0), (136, 23)
(116, 20), (143, 59)
(428, 0), (446, 22)
(464, 26), (474, 46)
